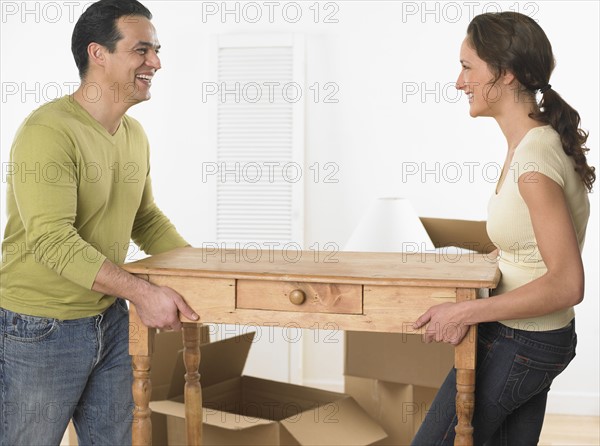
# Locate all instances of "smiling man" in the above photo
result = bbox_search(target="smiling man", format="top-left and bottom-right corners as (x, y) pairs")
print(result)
(0, 1), (198, 444)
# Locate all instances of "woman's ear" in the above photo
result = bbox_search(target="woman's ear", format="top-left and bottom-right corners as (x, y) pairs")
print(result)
(501, 69), (516, 86)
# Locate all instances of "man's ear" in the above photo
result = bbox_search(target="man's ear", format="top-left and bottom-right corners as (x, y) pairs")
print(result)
(87, 43), (107, 68)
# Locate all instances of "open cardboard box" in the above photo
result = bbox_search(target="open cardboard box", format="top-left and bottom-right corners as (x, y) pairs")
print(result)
(152, 331), (387, 445)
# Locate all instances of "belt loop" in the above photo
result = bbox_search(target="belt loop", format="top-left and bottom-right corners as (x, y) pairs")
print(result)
(504, 325), (514, 339)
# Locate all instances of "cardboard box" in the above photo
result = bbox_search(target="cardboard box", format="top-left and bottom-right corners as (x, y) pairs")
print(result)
(345, 376), (437, 446)
(67, 328), (208, 446)
(345, 331), (453, 388)
(345, 217), (493, 388)
(151, 332), (388, 445)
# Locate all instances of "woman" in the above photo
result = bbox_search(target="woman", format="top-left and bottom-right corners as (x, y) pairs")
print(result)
(411, 12), (595, 445)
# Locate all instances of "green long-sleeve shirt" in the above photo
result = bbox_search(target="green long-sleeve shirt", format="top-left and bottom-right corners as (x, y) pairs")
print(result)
(0, 95), (188, 319)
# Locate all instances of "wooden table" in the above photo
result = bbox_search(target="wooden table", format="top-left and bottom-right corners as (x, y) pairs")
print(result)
(124, 247), (499, 446)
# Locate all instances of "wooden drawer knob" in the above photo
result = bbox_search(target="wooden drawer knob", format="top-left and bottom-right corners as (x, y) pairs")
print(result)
(289, 289), (306, 305)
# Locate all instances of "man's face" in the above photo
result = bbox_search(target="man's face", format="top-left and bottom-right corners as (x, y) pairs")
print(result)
(102, 16), (161, 105)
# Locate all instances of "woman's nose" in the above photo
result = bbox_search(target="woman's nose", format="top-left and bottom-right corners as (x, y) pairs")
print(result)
(455, 73), (464, 90)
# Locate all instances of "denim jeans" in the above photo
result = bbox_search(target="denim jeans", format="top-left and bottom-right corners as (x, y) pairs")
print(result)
(0, 299), (133, 446)
(411, 320), (577, 446)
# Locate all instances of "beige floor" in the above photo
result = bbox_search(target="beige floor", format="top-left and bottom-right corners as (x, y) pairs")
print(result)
(61, 413), (600, 445)
(539, 414), (600, 445)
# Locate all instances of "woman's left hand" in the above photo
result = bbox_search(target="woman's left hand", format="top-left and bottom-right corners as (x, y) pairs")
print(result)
(414, 302), (472, 345)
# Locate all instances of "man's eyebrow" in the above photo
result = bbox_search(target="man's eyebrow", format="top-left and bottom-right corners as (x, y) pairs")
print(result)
(135, 41), (161, 50)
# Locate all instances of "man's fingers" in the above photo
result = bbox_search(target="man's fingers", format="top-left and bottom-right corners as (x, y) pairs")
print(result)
(173, 294), (200, 321)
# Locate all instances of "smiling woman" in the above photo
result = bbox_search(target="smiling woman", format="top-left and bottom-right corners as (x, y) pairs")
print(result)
(412, 11), (595, 446)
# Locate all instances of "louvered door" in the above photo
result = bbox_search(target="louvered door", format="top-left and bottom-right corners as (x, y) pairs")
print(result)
(215, 34), (305, 248)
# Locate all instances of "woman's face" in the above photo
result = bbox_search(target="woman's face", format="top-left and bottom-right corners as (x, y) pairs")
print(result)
(456, 38), (505, 118)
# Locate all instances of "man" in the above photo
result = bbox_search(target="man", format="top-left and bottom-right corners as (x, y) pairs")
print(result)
(0, 1), (198, 444)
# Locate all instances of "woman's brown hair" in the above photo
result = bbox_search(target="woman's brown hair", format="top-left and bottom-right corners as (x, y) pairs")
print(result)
(467, 12), (595, 192)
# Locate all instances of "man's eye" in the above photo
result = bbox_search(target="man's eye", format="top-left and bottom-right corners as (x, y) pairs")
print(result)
(136, 48), (148, 55)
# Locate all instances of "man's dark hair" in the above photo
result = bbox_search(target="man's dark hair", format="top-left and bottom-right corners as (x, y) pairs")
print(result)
(71, 0), (152, 79)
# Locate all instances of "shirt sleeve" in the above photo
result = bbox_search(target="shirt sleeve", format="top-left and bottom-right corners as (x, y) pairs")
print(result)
(513, 133), (566, 188)
(131, 172), (189, 255)
(10, 124), (107, 290)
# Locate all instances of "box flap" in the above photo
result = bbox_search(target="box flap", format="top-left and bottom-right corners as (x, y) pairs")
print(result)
(151, 331), (185, 399)
(281, 396), (387, 445)
(152, 398), (278, 430)
(199, 332), (255, 386)
(420, 217), (494, 253)
(150, 400), (186, 418)
(152, 328), (211, 400)
(168, 332), (255, 390)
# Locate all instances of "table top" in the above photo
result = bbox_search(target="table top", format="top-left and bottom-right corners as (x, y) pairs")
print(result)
(123, 248), (500, 289)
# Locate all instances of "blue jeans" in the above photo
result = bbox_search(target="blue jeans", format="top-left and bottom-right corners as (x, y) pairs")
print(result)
(0, 299), (133, 446)
(412, 320), (577, 446)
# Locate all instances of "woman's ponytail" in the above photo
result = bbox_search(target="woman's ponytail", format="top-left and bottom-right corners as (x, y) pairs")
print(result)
(532, 88), (596, 192)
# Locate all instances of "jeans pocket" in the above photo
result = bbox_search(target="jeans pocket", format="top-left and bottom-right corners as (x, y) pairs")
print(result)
(4, 311), (58, 343)
(115, 298), (130, 314)
(498, 354), (568, 412)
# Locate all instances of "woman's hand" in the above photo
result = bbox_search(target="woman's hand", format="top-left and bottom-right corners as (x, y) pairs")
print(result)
(414, 301), (473, 345)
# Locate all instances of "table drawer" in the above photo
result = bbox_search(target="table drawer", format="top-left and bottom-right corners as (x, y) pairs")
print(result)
(236, 280), (363, 314)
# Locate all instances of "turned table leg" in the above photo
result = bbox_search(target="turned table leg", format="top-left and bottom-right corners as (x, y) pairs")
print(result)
(129, 305), (155, 446)
(455, 367), (476, 445)
(183, 323), (203, 445)
(132, 355), (152, 445)
(454, 289), (477, 446)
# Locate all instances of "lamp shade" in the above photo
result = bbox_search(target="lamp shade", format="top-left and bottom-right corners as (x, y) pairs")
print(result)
(344, 197), (435, 252)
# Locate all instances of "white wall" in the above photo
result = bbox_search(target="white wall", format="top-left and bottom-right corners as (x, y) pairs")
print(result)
(1, 1), (598, 415)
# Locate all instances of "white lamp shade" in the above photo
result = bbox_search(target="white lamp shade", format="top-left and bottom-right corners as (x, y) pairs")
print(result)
(344, 197), (435, 252)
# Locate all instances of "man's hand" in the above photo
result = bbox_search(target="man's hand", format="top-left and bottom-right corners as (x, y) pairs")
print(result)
(132, 284), (198, 330)
(92, 259), (199, 330)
